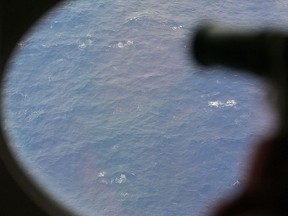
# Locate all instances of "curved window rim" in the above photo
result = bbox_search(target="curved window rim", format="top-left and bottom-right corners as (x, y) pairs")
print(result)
(2, 1), (280, 216)
(0, 1), (74, 215)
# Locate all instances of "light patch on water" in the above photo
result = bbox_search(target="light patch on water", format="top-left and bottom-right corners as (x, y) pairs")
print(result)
(111, 145), (119, 151)
(232, 180), (241, 187)
(120, 192), (129, 197)
(78, 38), (93, 50)
(208, 100), (237, 108)
(98, 171), (108, 184)
(117, 40), (134, 48)
(172, 25), (183, 30)
(112, 174), (127, 184)
(26, 109), (45, 122)
(98, 171), (106, 177)
(226, 100), (237, 107)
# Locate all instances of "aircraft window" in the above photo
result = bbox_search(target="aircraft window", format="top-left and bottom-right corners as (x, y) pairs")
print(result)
(3, 1), (281, 215)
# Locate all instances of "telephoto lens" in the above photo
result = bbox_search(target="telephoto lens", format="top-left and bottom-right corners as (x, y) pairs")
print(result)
(191, 24), (288, 80)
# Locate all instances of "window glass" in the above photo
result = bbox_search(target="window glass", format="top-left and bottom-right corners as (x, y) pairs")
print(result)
(3, 1), (280, 215)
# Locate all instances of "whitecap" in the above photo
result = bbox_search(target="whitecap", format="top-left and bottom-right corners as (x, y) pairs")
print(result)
(123, 16), (142, 27)
(208, 100), (237, 108)
(111, 173), (128, 184)
(117, 40), (134, 48)
(208, 101), (223, 107)
(232, 180), (241, 187)
(98, 171), (106, 177)
(77, 38), (93, 49)
(117, 42), (124, 48)
(226, 100), (237, 107)
(78, 42), (86, 49)
(172, 25), (183, 30)
(115, 174), (127, 184)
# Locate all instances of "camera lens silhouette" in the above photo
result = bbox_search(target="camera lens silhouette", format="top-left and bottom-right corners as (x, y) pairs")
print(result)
(192, 24), (288, 80)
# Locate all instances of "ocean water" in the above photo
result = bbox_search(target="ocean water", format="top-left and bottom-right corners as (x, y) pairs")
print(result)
(3, 1), (284, 215)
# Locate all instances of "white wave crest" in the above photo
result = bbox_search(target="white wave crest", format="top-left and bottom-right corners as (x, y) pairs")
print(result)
(208, 100), (237, 108)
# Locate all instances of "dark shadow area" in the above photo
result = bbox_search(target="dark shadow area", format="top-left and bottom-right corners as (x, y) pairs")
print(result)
(192, 23), (288, 216)
(1, 1), (64, 215)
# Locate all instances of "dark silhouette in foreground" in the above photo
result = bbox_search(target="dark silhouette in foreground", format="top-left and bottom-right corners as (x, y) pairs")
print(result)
(213, 136), (288, 216)
(1, 1), (67, 215)
(192, 24), (288, 216)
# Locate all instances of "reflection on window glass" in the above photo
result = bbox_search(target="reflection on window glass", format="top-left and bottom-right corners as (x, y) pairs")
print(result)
(3, 1), (281, 215)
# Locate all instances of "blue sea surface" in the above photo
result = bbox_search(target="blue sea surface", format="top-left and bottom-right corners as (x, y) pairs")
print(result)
(3, 1), (284, 215)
